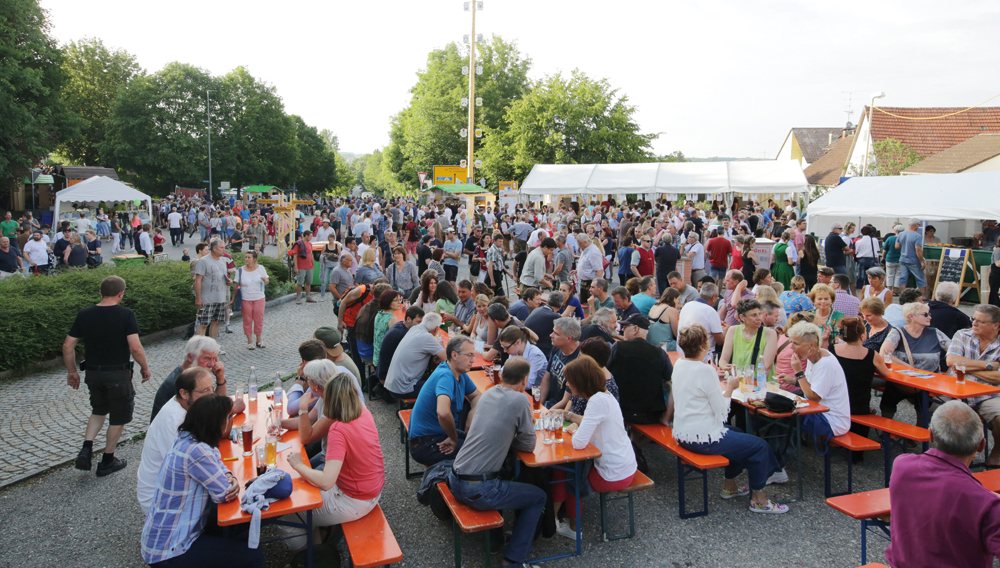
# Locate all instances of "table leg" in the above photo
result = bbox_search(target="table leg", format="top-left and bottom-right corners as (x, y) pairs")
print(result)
(306, 510), (314, 568)
(744, 407), (754, 435)
(920, 391), (930, 452)
(574, 461), (582, 556)
(795, 414), (803, 502)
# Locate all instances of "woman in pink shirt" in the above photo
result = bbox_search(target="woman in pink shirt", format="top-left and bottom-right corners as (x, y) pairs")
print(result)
(284, 362), (385, 551)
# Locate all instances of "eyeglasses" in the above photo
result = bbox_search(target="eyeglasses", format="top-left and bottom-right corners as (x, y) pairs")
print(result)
(917, 311), (931, 317)
(457, 351), (477, 359)
(499, 343), (515, 352)
(972, 318), (998, 326)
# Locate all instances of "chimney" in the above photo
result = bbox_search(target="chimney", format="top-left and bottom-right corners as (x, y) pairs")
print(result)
(828, 132), (833, 146)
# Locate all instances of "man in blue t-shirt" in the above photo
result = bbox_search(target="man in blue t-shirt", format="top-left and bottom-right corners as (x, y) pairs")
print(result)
(408, 336), (483, 466)
(442, 229), (463, 282)
(824, 223), (851, 275)
(895, 218), (927, 297)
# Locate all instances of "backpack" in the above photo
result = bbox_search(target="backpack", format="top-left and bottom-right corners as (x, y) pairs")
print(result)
(339, 284), (373, 327)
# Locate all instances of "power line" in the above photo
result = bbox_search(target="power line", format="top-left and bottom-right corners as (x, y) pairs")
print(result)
(874, 91), (1000, 120)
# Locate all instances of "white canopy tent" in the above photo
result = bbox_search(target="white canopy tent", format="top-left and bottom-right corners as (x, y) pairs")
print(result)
(806, 171), (1000, 243)
(520, 160), (809, 201)
(53, 176), (152, 233)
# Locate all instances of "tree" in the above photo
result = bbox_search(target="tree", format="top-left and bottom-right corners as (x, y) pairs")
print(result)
(849, 138), (924, 177)
(0, 0), (79, 200)
(479, 69), (656, 186)
(289, 115), (337, 194)
(59, 37), (144, 166)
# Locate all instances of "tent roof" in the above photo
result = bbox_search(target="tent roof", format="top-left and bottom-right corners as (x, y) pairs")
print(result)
(520, 160), (808, 196)
(24, 175), (54, 184)
(430, 183), (490, 194)
(55, 176), (151, 203)
(806, 171), (1000, 221)
(244, 185), (278, 193)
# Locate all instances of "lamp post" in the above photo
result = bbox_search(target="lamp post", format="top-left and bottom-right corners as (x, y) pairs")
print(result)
(466, 4), (478, 185)
(207, 89), (215, 200)
(861, 91), (886, 177)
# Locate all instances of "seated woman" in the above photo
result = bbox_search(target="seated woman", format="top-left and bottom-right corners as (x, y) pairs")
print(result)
(498, 326), (548, 391)
(456, 294), (491, 341)
(372, 290), (400, 370)
(551, 356), (637, 540)
(860, 297), (893, 351)
(646, 288), (680, 352)
(141, 395), (262, 567)
(672, 325), (787, 514)
(878, 302), (951, 421)
(809, 284), (843, 349)
(779, 321), (852, 441)
(779, 275), (814, 317)
(862, 266), (893, 307)
(283, 370), (385, 552)
(830, 317), (891, 460)
(558, 281), (585, 319)
(545, 337), (620, 417)
(720, 299), (778, 380)
(354, 248), (385, 287)
(283, 359), (347, 469)
(415, 271), (439, 315)
(435, 280), (459, 330)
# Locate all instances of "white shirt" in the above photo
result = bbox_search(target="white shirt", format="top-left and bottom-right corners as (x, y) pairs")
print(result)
(805, 353), (851, 436)
(678, 300), (725, 353)
(671, 359), (730, 443)
(136, 398), (187, 515)
(684, 241), (706, 270)
(75, 217), (91, 233)
(314, 225), (334, 242)
(578, 243), (604, 280)
(853, 235), (881, 259)
(237, 265), (268, 301)
(139, 231), (153, 254)
(572, 391), (636, 482)
(24, 239), (49, 265)
(167, 212), (183, 229)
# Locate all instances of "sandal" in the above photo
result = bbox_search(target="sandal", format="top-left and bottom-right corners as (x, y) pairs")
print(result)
(256, 342), (266, 349)
(749, 500), (789, 514)
(720, 486), (750, 500)
(247, 344), (255, 350)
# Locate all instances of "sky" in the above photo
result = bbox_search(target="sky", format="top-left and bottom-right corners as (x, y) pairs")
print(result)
(40, 0), (1000, 160)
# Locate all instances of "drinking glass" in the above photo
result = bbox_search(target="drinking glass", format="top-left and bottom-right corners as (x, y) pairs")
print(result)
(956, 362), (967, 385)
(256, 445), (267, 475)
(883, 353), (893, 370)
(531, 387), (542, 411)
(265, 434), (278, 467)
(241, 421), (254, 457)
(542, 416), (553, 445)
(492, 365), (502, 385)
(553, 416), (564, 443)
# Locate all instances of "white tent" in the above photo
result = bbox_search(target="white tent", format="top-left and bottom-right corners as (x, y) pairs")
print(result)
(54, 176), (152, 232)
(520, 160), (808, 199)
(806, 171), (1000, 243)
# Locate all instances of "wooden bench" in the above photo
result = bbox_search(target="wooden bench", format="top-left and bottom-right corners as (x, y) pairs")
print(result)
(627, 422), (729, 519)
(397, 410), (423, 480)
(436, 481), (504, 568)
(850, 414), (930, 487)
(342, 504), (403, 568)
(825, 432), (882, 497)
(860, 564), (890, 568)
(599, 470), (654, 541)
(396, 398), (416, 444)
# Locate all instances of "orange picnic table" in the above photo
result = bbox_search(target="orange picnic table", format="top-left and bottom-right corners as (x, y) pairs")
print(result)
(218, 394), (323, 566)
(877, 361), (1000, 431)
(393, 308), (494, 370)
(515, 417), (602, 562)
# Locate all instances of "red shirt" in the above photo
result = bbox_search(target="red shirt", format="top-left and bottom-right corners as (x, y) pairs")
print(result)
(291, 240), (315, 270)
(706, 237), (733, 268)
(325, 407), (385, 500)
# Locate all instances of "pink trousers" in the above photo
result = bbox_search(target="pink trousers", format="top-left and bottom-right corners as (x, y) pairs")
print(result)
(242, 298), (265, 336)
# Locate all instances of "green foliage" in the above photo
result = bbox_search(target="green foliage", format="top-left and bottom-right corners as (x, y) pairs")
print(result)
(0, 262), (196, 371)
(229, 251), (290, 284)
(864, 138), (924, 177)
(290, 115), (337, 193)
(58, 37), (144, 166)
(480, 69), (657, 185)
(0, 0), (80, 199)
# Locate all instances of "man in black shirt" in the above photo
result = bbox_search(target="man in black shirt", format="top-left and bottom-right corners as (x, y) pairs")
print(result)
(654, 241), (681, 295)
(524, 292), (564, 359)
(607, 314), (672, 425)
(416, 235), (433, 276)
(64, 276), (151, 476)
(579, 307), (618, 344)
(375, 306), (425, 400)
(0, 237), (22, 275)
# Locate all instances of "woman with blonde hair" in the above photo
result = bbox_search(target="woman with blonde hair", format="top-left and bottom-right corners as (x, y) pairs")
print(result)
(283, 367), (384, 551)
(779, 275), (814, 316)
(354, 247), (384, 286)
(809, 284), (843, 349)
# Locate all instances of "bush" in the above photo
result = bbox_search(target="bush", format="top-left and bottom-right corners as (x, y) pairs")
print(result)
(0, 262), (196, 371)
(229, 251), (290, 283)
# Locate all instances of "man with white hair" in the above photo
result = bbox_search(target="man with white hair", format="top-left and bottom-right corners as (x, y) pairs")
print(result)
(577, 233), (604, 306)
(928, 281), (972, 338)
(148, 335), (242, 422)
(946, 304), (1000, 467)
(678, 283), (725, 354)
(384, 312), (447, 399)
(886, 400), (1000, 568)
(895, 218), (927, 298)
(580, 307), (619, 343)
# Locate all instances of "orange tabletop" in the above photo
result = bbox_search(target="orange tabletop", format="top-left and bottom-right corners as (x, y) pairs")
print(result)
(877, 362), (1000, 400)
(516, 429), (602, 468)
(667, 351), (682, 364)
(217, 395), (323, 526)
(468, 369), (495, 393)
(730, 390), (829, 418)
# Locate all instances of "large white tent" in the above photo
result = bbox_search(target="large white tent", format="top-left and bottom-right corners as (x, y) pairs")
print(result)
(806, 171), (1000, 243)
(520, 160), (809, 199)
(53, 176), (152, 232)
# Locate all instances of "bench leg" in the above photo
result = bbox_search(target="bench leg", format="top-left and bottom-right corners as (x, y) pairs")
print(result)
(452, 519), (462, 568)
(883, 432), (893, 488)
(404, 443), (423, 480)
(483, 528), (492, 568)
(677, 457), (709, 519)
(599, 491), (637, 541)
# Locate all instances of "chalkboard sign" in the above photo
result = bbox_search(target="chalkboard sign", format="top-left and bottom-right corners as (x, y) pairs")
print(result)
(932, 248), (980, 306)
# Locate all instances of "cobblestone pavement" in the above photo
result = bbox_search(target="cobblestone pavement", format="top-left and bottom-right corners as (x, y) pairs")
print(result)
(0, 296), (337, 487)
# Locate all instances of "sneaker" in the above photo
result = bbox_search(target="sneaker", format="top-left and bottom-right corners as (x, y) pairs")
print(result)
(720, 486), (750, 500)
(225, 326), (233, 334)
(554, 519), (578, 541)
(319, 295), (326, 302)
(75, 446), (92, 471)
(766, 468), (789, 486)
(96, 457), (128, 477)
(218, 348), (226, 356)
(306, 297), (317, 303)
(296, 298), (302, 305)
(749, 500), (789, 514)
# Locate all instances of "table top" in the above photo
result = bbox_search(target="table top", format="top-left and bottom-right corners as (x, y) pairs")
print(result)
(731, 388), (829, 418)
(217, 395), (323, 526)
(468, 370), (495, 393)
(515, 426), (602, 468)
(877, 362), (1000, 400)
(667, 351), (682, 364)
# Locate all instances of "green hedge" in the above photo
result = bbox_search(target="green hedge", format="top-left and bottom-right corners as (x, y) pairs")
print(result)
(0, 262), (196, 372)
(230, 252), (291, 284)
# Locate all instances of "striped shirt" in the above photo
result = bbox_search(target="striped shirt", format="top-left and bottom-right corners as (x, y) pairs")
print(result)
(141, 433), (231, 565)
(948, 329), (1000, 406)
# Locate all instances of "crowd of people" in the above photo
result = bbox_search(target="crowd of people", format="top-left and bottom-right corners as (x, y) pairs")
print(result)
(57, 193), (1000, 567)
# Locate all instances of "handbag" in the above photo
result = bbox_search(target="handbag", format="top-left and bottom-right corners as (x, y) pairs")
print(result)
(233, 267), (243, 312)
(764, 392), (795, 413)
(469, 247), (482, 276)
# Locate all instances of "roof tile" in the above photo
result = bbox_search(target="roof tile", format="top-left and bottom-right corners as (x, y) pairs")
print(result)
(867, 106), (1000, 157)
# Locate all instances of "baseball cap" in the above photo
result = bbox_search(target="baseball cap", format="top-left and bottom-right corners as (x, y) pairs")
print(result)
(620, 314), (650, 330)
(314, 326), (343, 348)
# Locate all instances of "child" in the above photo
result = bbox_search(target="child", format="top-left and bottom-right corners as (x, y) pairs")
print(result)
(181, 248), (190, 262)
(153, 228), (165, 253)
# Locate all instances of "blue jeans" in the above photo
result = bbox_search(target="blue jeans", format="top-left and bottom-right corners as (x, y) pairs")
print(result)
(710, 265), (727, 282)
(897, 259), (926, 288)
(829, 264), (847, 276)
(856, 257), (878, 287)
(678, 426), (779, 491)
(447, 472), (546, 564)
(151, 533), (263, 568)
(410, 431), (466, 466)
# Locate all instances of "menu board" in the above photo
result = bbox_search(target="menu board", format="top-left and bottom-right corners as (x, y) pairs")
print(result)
(936, 248), (967, 284)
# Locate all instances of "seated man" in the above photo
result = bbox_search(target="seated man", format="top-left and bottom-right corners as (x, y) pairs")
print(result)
(137, 366), (220, 515)
(149, 335), (243, 422)
(408, 336), (483, 466)
(509, 287), (541, 321)
(375, 306), (425, 398)
(611, 286), (640, 320)
(946, 304), (1000, 467)
(929, 281), (972, 338)
(482, 303), (538, 365)
(313, 326), (362, 387)
(584, 278), (615, 315)
(886, 400), (1000, 568)
(631, 276), (657, 317)
(607, 314), (673, 425)
(523, 291), (563, 359)
(538, 317), (582, 407)
(579, 307), (618, 344)
(668, 271), (699, 307)
(831, 274), (860, 317)
(441, 279), (477, 328)
(384, 312), (447, 399)
(447, 357), (544, 568)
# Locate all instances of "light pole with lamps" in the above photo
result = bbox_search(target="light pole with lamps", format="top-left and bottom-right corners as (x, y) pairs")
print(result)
(206, 89), (215, 200)
(861, 91), (886, 177)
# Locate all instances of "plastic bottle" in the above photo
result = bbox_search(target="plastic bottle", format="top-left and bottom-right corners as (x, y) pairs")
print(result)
(756, 359), (766, 392)
(248, 366), (258, 401)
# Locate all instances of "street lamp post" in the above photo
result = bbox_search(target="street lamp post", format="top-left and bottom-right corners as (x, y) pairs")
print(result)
(466, 4), (477, 185)
(207, 89), (215, 200)
(861, 91), (886, 177)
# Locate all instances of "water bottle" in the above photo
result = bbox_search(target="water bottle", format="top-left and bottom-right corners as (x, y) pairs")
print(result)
(248, 366), (258, 401)
(756, 359), (766, 392)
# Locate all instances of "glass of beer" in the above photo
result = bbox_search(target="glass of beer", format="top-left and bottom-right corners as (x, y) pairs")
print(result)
(485, 365), (494, 383)
(956, 362), (966, 385)
(492, 364), (502, 385)
(554, 416), (564, 443)
(883, 353), (893, 370)
(241, 421), (254, 457)
(265, 434), (278, 468)
(532, 387), (542, 411)
(256, 446), (267, 475)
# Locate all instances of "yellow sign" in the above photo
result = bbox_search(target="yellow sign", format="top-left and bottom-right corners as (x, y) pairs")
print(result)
(291, 200), (315, 205)
(256, 199), (280, 204)
(272, 206), (294, 212)
(433, 165), (468, 186)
